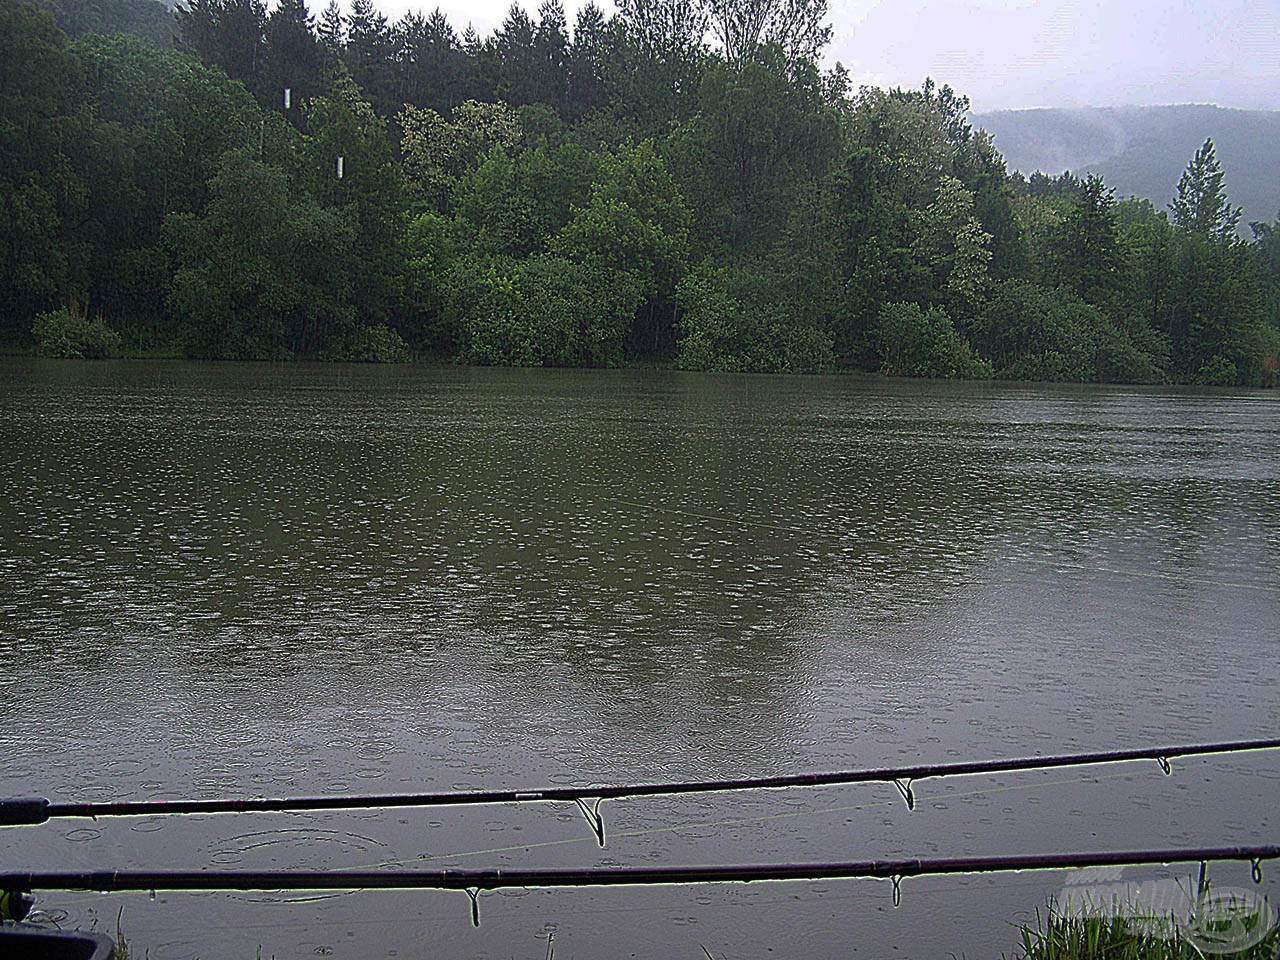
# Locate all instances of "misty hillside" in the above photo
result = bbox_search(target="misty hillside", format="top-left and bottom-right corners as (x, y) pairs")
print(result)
(974, 105), (1280, 229)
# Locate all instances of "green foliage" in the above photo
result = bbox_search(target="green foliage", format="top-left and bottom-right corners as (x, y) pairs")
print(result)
(847, 80), (990, 212)
(1157, 229), (1267, 384)
(1012, 898), (1280, 960)
(7, 0), (1280, 386)
(675, 264), (835, 374)
(1194, 354), (1238, 386)
(873, 302), (990, 379)
(977, 105), (1280, 234)
(1094, 319), (1168, 385)
(36, 0), (174, 45)
(448, 255), (643, 368)
(455, 143), (598, 259)
(301, 75), (407, 330)
(404, 210), (459, 353)
(32, 308), (122, 359)
(973, 280), (1164, 384)
(1249, 322), (1280, 389)
(331, 324), (413, 363)
(398, 100), (524, 208)
(165, 149), (357, 359)
(908, 175), (993, 319)
(265, 0), (323, 123)
(553, 141), (691, 298)
(0, 0), (82, 332)
(674, 48), (841, 256)
(1171, 139), (1242, 241)
(1050, 175), (1122, 308)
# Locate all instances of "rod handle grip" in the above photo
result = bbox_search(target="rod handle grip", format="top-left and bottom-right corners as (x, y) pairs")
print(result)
(0, 798), (51, 826)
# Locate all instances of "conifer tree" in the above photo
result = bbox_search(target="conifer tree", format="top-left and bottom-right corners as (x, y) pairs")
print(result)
(533, 0), (570, 112)
(317, 0), (344, 54)
(344, 0), (394, 112)
(1171, 138), (1243, 241)
(265, 0), (322, 119)
(566, 3), (610, 120)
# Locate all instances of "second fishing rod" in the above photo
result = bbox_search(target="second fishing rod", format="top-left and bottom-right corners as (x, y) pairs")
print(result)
(3, 735), (1277, 846)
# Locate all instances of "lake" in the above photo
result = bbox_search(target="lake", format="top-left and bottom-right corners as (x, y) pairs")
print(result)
(0, 359), (1276, 959)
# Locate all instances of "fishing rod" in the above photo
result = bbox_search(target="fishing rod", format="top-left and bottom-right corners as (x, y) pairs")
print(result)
(4, 737), (1277, 848)
(2, 845), (1275, 926)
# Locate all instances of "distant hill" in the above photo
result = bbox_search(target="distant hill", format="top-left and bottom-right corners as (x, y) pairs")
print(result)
(973, 105), (1280, 229)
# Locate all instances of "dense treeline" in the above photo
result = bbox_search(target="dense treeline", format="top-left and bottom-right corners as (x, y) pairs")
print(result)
(2, 0), (1278, 384)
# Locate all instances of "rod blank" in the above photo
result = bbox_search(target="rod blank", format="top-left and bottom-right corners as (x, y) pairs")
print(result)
(2, 845), (1276, 893)
(3, 736), (1276, 827)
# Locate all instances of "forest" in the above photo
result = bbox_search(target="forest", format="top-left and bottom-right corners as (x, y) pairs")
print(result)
(3, 0), (1279, 385)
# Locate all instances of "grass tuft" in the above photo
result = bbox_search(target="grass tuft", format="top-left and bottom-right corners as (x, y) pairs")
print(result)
(1010, 891), (1280, 959)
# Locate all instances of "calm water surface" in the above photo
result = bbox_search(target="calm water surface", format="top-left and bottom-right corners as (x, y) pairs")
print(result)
(0, 360), (1277, 959)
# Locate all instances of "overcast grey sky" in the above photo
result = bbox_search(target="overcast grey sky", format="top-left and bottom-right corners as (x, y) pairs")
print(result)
(377, 0), (1280, 112)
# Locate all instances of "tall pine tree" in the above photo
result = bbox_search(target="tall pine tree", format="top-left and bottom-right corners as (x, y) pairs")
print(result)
(265, 0), (323, 122)
(1052, 175), (1121, 309)
(532, 0), (570, 113)
(566, 3), (611, 120)
(175, 0), (223, 65)
(396, 8), (463, 112)
(493, 3), (539, 106)
(218, 0), (269, 101)
(1171, 138), (1242, 242)
(344, 0), (394, 112)
(316, 0), (344, 57)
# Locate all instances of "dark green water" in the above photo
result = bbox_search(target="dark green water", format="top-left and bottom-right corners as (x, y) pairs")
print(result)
(1, 360), (1277, 959)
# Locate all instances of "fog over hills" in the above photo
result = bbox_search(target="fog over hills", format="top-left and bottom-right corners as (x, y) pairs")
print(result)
(973, 105), (1280, 230)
